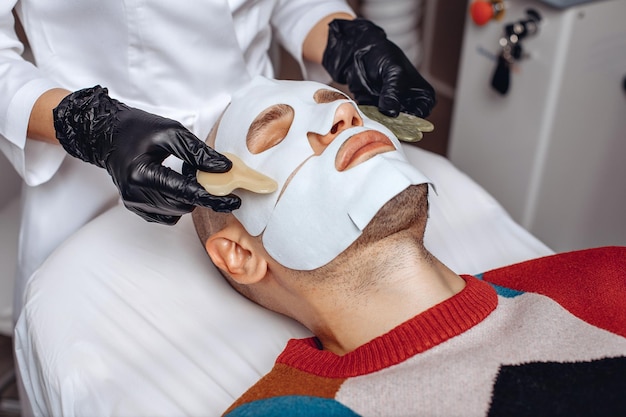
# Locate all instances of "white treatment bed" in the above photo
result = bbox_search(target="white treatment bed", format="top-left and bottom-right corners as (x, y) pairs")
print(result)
(14, 144), (553, 417)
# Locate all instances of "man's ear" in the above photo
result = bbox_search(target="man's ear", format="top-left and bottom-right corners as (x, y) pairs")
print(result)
(205, 224), (268, 285)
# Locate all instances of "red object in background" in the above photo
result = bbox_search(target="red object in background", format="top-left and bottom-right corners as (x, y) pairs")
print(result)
(470, 0), (506, 26)
(470, 1), (495, 25)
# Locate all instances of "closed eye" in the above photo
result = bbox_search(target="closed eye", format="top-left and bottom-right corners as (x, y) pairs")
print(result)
(246, 104), (294, 154)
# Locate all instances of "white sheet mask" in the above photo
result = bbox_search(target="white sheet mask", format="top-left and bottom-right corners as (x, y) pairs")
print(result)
(214, 76), (431, 270)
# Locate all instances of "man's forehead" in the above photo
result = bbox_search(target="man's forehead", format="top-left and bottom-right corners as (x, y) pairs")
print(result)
(227, 78), (343, 120)
(238, 77), (340, 98)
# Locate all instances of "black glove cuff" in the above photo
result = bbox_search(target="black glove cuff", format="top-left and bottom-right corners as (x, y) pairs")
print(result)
(322, 18), (387, 84)
(53, 85), (125, 168)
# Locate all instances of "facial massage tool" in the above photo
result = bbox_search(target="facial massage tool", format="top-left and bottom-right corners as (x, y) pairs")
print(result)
(196, 152), (278, 196)
(358, 105), (434, 142)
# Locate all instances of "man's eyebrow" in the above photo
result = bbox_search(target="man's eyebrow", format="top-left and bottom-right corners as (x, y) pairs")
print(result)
(313, 89), (349, 104)
(248, 104), (291, 137)
(247, 104), (293, 153)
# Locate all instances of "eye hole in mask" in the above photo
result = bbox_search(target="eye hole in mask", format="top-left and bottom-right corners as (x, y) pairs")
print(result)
(246, 104), (294, 154)
(245, 89), (352, 155)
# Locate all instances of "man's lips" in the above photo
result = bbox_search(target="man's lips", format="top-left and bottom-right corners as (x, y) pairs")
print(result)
(335, 130), (395, 171)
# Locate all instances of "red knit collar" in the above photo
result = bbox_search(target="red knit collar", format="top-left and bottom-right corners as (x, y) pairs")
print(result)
(275, 275), (497, 378)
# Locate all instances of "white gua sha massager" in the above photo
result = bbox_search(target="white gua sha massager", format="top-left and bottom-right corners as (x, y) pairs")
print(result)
(211, 76), (432, 270)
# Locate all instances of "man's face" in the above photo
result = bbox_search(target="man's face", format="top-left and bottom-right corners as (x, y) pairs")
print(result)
(214, 76), (430, 270)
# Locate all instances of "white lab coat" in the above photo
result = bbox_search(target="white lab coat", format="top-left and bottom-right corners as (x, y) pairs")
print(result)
(0, 0), (354, 320)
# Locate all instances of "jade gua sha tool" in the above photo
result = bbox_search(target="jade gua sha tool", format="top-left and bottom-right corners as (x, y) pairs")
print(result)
(358, 105), (434, 142)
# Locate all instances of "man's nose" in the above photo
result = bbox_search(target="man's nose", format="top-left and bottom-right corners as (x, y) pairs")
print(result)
(307, 102), (363, 154)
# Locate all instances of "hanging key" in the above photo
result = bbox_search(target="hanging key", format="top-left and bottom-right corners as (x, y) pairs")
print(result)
(491, 54), (510, 95)
(490, 9), (541, 95)
(491, 38), (515, 95)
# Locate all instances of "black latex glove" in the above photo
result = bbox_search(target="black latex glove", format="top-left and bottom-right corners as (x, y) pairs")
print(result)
(323, 18), (436, 118)
(53, 86), (241, 225)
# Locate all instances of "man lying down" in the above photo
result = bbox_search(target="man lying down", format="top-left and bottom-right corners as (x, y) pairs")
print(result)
(191, 76), (626, 416)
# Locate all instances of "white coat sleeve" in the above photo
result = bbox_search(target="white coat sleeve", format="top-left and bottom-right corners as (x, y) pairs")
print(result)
(0, 6), (66, 186)
(271, 0), (354, 83)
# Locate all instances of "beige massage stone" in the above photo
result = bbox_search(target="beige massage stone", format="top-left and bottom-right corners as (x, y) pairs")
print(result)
(197, 153), (277, 196)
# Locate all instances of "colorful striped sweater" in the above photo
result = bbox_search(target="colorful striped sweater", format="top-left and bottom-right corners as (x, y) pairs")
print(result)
(223, 247), (626, 416)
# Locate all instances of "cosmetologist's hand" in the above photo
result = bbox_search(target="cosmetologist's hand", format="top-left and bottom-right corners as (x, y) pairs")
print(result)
(323, 18), (436, 118)
(53, 85), (241, 225)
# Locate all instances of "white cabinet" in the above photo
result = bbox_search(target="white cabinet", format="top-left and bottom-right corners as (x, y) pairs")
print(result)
(449, 0), (626, 252)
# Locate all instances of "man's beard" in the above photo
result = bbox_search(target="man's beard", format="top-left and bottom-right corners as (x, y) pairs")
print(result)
(355, 184), (429, 247)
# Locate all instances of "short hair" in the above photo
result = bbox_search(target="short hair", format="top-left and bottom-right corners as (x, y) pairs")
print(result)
(192, 111), (230, 246)
(191, 207), (230, 249)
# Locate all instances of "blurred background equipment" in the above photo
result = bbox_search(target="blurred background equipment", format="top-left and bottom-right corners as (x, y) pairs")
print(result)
(449, 0), (626, 252)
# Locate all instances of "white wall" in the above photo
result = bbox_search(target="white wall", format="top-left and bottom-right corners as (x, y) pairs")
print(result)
(1, 153), (21, 208)
(1, 152), (21, 335)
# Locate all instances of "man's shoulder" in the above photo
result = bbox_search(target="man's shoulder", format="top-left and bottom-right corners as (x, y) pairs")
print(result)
(223, 362), (354, 416)
(478, 246), (626, 337)
(223, 395), (359, 417)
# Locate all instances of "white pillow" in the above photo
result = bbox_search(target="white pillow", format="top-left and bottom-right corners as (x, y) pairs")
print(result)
(16, 203), (311, 417)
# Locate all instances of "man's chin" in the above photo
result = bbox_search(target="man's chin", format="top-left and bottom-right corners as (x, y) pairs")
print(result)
(357, 184), (429, 245)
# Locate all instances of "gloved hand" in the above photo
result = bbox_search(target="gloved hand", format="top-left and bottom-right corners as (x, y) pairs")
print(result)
(53, 85), (241, 225)
(323, 18), (436, 118)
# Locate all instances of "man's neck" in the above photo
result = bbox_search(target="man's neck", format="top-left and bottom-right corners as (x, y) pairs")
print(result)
(300, 240), (466, 356)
